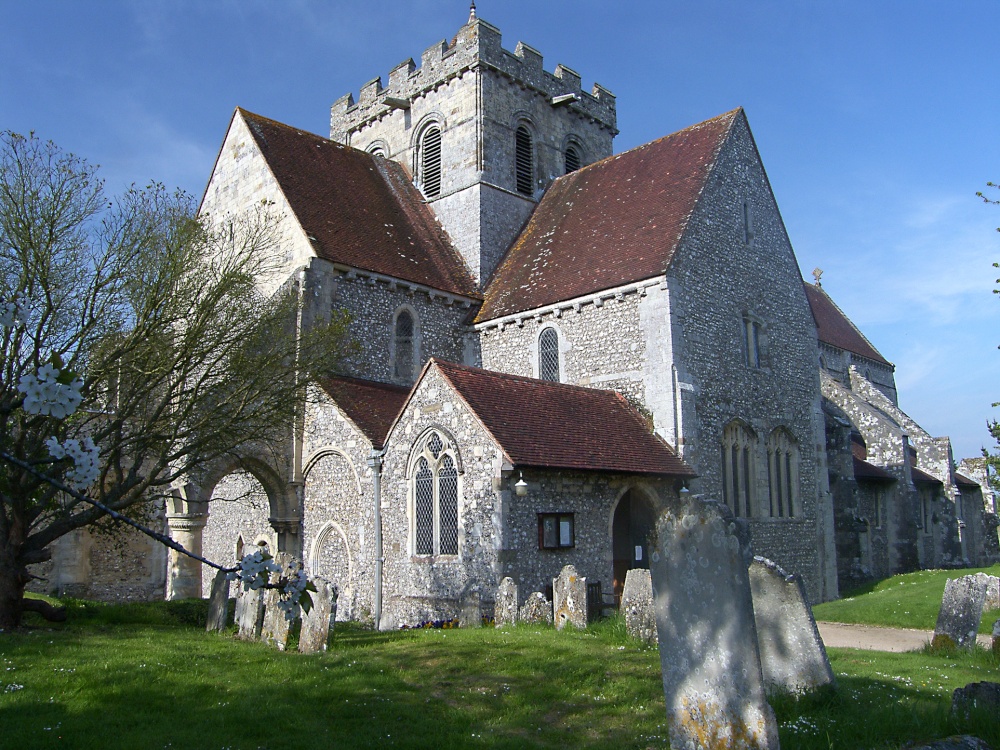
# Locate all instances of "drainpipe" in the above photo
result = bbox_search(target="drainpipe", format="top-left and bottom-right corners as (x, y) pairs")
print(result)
(367, 448), (387, 630)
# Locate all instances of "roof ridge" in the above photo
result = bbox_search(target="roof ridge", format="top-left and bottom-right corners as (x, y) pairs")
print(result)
(807, 282), (890, 365)
(433, 358), (630, 398)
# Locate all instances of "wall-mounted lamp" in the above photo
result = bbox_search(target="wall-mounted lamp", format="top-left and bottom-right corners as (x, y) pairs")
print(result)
(515, 472), (528, 497)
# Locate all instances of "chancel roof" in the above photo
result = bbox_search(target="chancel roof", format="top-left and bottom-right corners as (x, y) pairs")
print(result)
(805, 283), (890, 366)
(852, 456), (896, 483)
(235, 109), (479, 299)
(477, 109), (741, 322)
(431, 360), (695, 476)
(318, 376), (410, 445)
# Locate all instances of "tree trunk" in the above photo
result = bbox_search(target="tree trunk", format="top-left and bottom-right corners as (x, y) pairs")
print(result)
(0, 557), (29, 630)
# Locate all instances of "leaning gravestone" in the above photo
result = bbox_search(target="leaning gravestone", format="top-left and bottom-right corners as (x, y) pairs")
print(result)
(236, 587), (265, 641)
(519, 592), (553, 625)
(205, 569), (231, 632)
(299, 578), (334, 654)
(950, 681), (1000, 722)
(553, 565), (587, 630)
(933, 575), (988, 650)
(621, 569), (657, 645)
(749, 556), (835, 695)
(495, 578), (518, 627)
(650, 494), (780, 750)
(260, 553), (294, 650)
(461, 590), (482, 628)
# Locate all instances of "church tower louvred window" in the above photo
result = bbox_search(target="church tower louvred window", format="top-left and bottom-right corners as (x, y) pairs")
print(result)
(538, 327), (560, 382)
(411, 431), (461, 557)
(564, 144), (581, 174)
(515, 125), (534, 196)
(420, 126), (442, 198)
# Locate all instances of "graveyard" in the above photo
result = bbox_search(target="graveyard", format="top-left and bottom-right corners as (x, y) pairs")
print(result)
(2, 564), (997, 749)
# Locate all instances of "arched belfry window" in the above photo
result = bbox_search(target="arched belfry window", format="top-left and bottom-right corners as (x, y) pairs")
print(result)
(722, 421), (757, 518)
(515, 125), (534, 197)
(411, 430), (460, 557)
(564, 144), (582, 175)
(538, 327), (560, 382)
(766, 428), (799, 518)
(392, 308), (418, 383)
(419, 125), (442, 198)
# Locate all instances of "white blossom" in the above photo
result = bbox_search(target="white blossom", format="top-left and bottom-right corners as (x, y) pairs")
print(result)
(18, 366), (83, 418)
(0, 297), (27, 328)
(46, 436), (100, 490)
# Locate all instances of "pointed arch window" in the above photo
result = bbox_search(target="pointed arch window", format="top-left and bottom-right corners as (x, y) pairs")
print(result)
(419, 125), (442, 198)
(392, 308), (418, 383)
(411, 431), (461, 557)
(766, 428), (799, 517)
(564, 144), (581, 174)
(722, 421), (757, 517)
(515, 125), (534, 196)
(538, 327), (560, 382)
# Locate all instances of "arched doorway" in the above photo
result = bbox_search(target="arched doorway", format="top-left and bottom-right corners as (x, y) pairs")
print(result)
(611, 490), (658, 603)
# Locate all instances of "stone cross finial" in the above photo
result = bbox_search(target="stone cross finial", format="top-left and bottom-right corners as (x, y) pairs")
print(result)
(468, 1), (477, 23)
(812, 267), (823, 286)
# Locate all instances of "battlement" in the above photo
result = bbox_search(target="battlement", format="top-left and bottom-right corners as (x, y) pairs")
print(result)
(329, 17), (617, 142)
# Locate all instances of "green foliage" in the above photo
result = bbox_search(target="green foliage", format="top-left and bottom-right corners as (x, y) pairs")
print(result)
(813, 564), (1000, 634)
(1, 600), (998, 749)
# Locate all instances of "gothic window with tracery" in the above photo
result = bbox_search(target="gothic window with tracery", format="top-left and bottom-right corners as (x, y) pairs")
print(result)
(722, 421), (757, 517)
(766, 428), (799, 517)
(538, 327), (560, 382)
(392, 308), (417, 382)
(410, 431), (461, 557)
(419, 125), (442, 198)
(515, 125), (534, 196)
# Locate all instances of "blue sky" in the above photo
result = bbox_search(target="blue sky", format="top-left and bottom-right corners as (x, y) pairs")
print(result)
(3, 1), (998, 461)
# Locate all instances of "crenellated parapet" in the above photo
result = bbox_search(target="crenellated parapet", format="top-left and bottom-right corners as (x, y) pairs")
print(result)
(329, 17), (617, 143)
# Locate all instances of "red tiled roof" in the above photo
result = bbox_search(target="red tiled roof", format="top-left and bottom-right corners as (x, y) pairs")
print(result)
(432, 360), (695, 476)
(911, 466), (943, 486)
(477, 109), (741, 321)
(236, 109), (479, 299)
(955, 472), (980, 489)
(852, 456), (895, 482)
(805, 284), (890, 366)
(318, 376), (410, 445)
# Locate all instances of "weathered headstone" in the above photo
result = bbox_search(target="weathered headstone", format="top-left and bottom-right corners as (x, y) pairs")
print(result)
(461, 590), (482, 628)
(205, 569), (231, 632)
(260, 553), (294, 650)
(992, 619), (1000, 658)
(299, 578), (334, 654)
(553, 565), (587, 630)
(519, 591), (553, 625)
(907, 737), (994, 750)
(236, 587), (265, 641)
(495, 578), (518, 627)
(621, 569), (657, 645)
(750, 556), (835, 695)
(951, 681), (1000, 722)
(650, 494), (780, 750)
(932, 575), (988, 650)
(974, 573), (999, 610)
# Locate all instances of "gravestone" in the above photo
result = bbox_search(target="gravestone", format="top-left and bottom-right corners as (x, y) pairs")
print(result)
(993, 619), (1000, 658)
(299, 578), (334, 654)
(749, 556), (835, 695)
(461, 590), (482, 628)
(260, 553), (294, 650)
(950, 681), (1000, 722)
(973, 573), (999, 610)
(553, 565), (587, 630)
(519, 592), (553, 625)
(650, 494), (779, 750)
(907, 738), (994, 750)
(621, 569), (657, 645)
(236, 587), (265, 641)
(932, 575), (988, 650)
(495, 578), (518, 627)
(205, 569), (231, 632)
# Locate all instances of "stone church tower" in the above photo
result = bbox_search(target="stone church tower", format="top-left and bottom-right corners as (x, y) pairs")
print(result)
(328, 5), (617, 285)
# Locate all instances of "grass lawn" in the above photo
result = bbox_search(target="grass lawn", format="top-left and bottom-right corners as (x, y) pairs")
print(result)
(813, 564), (1000, 633)
(1, 597), (998, 749)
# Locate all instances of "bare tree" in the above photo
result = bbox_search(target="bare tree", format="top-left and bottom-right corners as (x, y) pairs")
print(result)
(0, 132), (350, 628)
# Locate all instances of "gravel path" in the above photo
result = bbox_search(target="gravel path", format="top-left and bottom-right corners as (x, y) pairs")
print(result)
(816, 621), (993, 652)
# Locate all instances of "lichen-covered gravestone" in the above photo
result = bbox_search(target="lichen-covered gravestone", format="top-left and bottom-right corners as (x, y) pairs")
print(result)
(299, 578), (334, 654)
(260, 553), (294, 650)
(236, 587), (265, 641)
(950, 681), (1000, 722)
(749, 556), (835, 695)
(650, 494), (780, 750)
(553, 565), (587, 630)
(933, 576), (988, 650)
(974, 573), (999, 610)
(495, 577), (518, 627)
(621, 569), (657, 645)
(519, 592), (553, 625)
(461, 590), (482, 628)
(205, 569), (231, 632)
